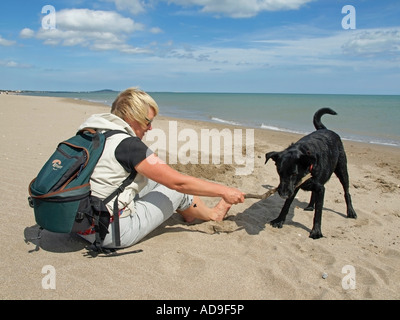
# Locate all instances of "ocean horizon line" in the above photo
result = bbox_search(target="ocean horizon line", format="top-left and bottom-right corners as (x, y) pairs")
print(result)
(10, 89), (399, 97)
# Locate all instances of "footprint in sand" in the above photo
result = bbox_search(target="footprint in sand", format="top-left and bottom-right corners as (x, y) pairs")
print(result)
(187, 220), (243, 234)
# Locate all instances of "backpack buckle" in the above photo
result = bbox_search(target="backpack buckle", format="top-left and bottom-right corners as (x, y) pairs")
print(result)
(28, 196), (34, 208)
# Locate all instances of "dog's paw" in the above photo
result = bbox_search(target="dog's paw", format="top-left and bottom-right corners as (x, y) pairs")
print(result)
(347, 209), (357, 219)
(309, 229), (323, 239)
(270, 219), (284, 228)
(304, 205), (314, 211)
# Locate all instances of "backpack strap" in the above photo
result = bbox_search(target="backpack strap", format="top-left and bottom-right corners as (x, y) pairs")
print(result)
(103, 129), (128, 139)
(103, 171), (137, 247)
(92, 129), (137, 248)
(79, 128), (128, 140)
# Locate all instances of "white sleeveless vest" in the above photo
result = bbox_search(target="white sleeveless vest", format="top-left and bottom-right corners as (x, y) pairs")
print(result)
(79, 113), (148, 217)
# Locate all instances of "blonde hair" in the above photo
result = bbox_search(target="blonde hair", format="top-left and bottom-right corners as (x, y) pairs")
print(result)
(111, 88), (159, 126)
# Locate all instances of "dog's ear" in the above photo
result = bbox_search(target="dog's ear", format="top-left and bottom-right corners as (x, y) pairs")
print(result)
(265, 151), (280, 164)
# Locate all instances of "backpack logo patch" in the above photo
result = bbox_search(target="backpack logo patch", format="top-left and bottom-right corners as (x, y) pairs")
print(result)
(52, 159), (63, 170)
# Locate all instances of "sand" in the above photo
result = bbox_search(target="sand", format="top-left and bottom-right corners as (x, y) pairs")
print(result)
(1, 94), (399, 300)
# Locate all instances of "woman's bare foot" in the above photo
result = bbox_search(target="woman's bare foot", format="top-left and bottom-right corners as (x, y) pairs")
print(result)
(209, 199), (232, 221)
(179, 196), (232, 223)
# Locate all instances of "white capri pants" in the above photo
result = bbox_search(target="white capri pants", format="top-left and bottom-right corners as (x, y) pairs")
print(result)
(81, 180), (193, 248)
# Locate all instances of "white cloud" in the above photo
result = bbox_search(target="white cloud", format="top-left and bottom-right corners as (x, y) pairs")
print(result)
(113, 0), (146, 15)
(150, 27), (163, 34)
(165, 0), (314, 18)
(106, 0), (313, 17)
(23, 9), (149, 54)
(0, 60), (31, 68)
(342, 28), (400, 57)
(56, 8), (140, 33)
(19, 28), (35, 39)
(0, 35), (16, 46)
(151, 27), (400, 74)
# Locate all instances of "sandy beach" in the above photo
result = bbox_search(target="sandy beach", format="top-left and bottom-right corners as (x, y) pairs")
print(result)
(1, 94), (399, 300)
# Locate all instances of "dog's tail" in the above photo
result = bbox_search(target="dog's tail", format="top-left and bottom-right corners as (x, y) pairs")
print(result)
(313, 107), (337, 130)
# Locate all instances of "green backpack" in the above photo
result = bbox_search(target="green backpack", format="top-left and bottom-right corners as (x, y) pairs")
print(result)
(28, 128), (136, 249)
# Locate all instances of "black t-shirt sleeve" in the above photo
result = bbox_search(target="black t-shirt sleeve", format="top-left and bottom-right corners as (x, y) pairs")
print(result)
(114, 137), (153, 172)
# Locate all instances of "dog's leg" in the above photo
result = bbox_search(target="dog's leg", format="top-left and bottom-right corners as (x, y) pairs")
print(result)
(270, 188), (299, 228)
(309, 185), (325, 239)
(334, 155), (357, 219)
(304, 192), (315, 211)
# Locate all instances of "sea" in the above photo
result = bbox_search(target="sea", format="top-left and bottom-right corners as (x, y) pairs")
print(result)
(20, 90), (400, 148)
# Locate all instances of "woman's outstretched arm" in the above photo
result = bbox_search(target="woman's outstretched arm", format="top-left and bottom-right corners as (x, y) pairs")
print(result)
(135, 153), (245, 205)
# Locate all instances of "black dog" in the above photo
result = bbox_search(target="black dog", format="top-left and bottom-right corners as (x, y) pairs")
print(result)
(265, 108), (357, 239)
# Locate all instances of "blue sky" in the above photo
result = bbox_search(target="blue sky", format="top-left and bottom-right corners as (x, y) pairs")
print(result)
(1, 0), (399, 94)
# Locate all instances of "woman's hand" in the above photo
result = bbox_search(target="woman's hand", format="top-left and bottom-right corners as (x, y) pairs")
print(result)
(222, 187), (245, 205)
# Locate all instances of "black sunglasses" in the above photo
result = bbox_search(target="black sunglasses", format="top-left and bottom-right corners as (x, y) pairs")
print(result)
(144, 116), (153, 127)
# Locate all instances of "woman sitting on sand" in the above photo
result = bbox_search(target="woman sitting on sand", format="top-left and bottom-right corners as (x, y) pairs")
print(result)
(78, 87), (245, 249)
